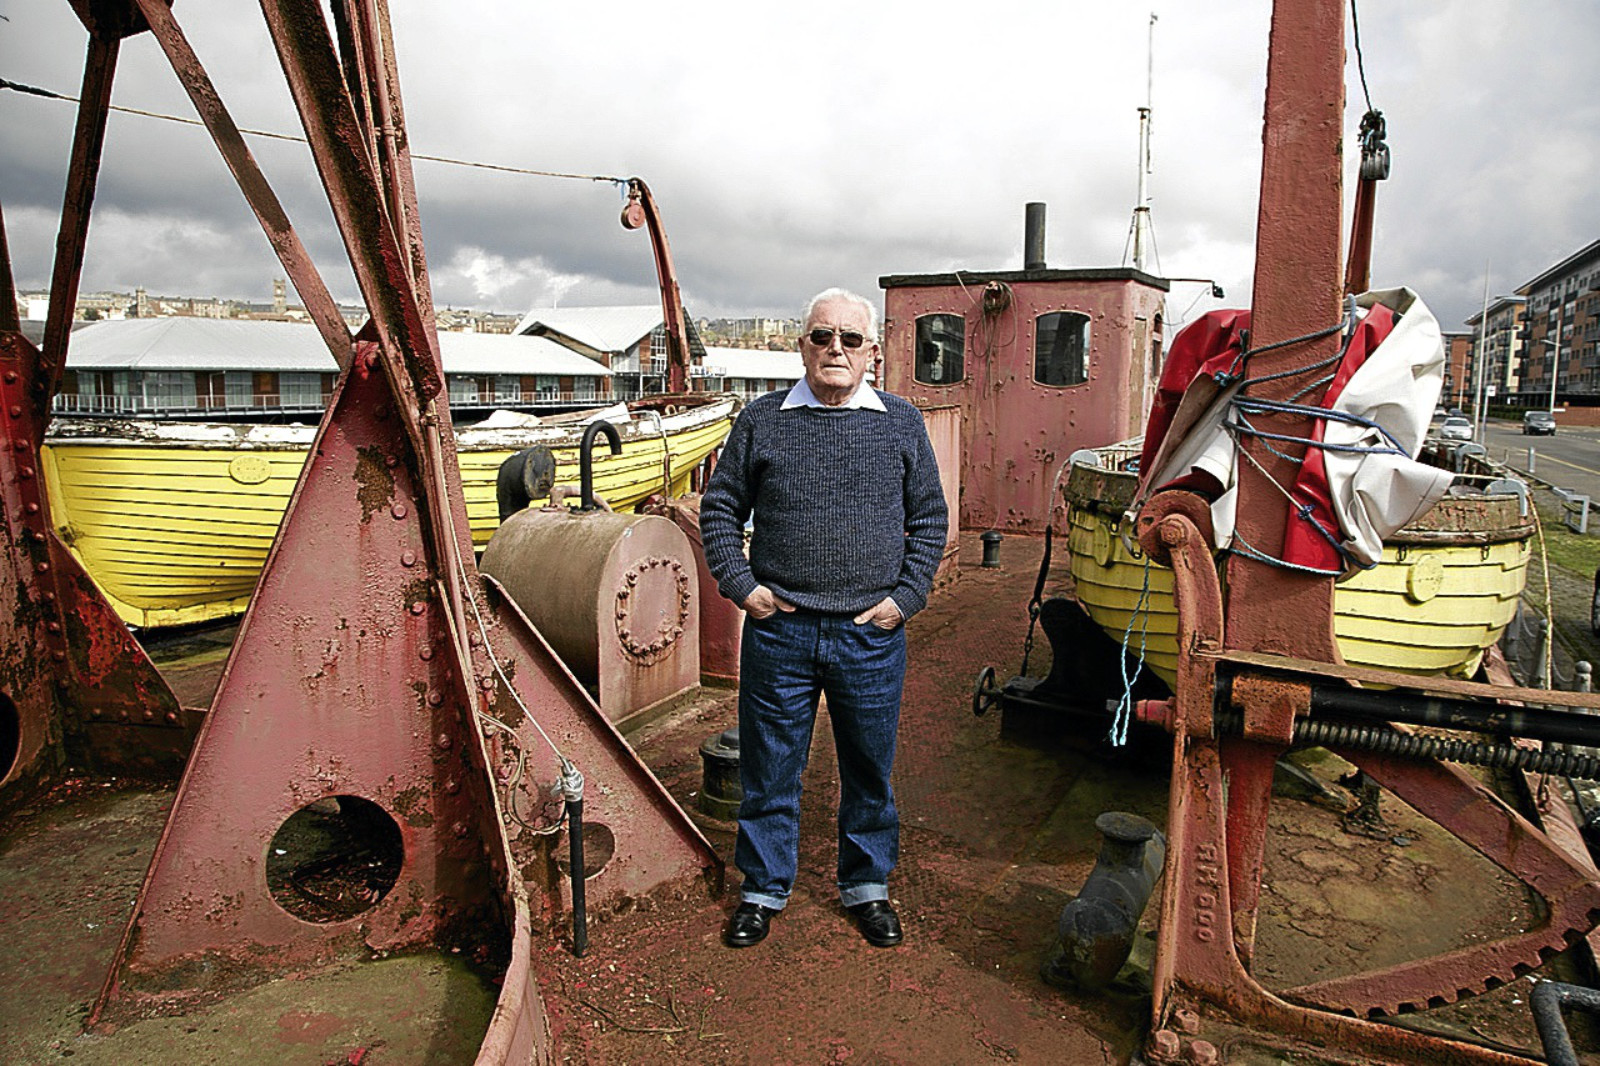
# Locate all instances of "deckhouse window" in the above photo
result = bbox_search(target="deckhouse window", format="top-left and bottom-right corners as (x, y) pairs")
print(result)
(914, 313), (965, 386)
(1034, 311), (1090, 387)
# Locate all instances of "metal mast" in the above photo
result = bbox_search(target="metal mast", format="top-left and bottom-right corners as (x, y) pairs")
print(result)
(1128, 13), (1158, 273)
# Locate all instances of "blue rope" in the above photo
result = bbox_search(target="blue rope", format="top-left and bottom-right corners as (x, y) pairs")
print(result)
(1232, 397), (1409, 454)
(1110, 557), (1153, 747)
(1227, 531), (1347, 577)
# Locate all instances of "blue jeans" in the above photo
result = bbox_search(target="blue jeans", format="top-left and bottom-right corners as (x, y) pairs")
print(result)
(735, 609), (906, 911)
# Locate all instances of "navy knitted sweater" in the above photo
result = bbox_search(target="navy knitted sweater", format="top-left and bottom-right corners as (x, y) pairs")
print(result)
(700, 389), (948, 619)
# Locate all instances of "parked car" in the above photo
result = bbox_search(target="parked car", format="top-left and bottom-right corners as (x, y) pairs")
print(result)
(1438, 416), (1473, 442)
(1523, 410), (1557, 436)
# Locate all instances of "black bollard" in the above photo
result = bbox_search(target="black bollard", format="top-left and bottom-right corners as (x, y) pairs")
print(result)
(980, 530), (1003, 567)
(1042, 811), (1166, 990)
(697, 728), (741, 821)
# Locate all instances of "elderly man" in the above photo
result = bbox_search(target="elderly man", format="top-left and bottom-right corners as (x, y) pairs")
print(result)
(699, 287), (948, 949)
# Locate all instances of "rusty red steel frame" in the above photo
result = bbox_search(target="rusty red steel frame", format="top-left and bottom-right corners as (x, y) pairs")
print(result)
(1136, 506), (1600, 1065)
(1126, 0), (1600, 1061)
(12, 1), (722, 1061)
(0, 7), (193, 811)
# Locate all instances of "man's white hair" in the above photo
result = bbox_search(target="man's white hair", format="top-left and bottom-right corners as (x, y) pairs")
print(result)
(803, 287), (879, 342)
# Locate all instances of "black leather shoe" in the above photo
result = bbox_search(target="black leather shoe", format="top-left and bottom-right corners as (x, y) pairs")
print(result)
(849, 900), (903, 947)
(723, 901), (778, 948)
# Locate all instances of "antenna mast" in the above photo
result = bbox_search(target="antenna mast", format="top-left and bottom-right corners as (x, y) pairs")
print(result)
(1127, 12), (1158, 273)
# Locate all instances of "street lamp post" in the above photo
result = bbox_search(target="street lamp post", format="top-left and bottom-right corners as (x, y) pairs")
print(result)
(1548, 298), (1566, 415)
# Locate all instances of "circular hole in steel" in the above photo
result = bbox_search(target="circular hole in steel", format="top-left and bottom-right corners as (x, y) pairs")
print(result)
(0, 692), (18, 782)
(266, 795), (403, 923)
(556, 821), (616, 880)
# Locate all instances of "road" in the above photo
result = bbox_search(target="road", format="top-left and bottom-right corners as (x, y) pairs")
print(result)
(1478, 417), (1600, 504)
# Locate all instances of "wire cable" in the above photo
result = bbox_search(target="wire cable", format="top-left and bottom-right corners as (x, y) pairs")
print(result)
(1349, 0), (1375, 113)
(0, 76), (627, 185)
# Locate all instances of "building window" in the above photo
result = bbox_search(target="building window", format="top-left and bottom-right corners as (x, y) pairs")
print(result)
(1034, 311), (1091, 387)
(144, 371), (197, 408)
(225, 371), (253, 408)
(281, 372), (322, 407)
(914, 313), (965, 386)
(493, 375), (521, 403)
(535, 374), (559, 399)
(448, 376), (481, 404)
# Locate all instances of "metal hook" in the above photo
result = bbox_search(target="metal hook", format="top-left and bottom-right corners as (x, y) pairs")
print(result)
(578, 420), (622, 512)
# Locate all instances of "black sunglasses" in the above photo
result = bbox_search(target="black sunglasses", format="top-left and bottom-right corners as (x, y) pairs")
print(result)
(807, 327), (867, 350)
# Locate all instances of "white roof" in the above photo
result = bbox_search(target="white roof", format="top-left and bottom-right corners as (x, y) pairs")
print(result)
(63, 317), (609, 377)
(702, 346), (804, 381)
(437, 330), (611, 376)
(513, 305), (662, 353)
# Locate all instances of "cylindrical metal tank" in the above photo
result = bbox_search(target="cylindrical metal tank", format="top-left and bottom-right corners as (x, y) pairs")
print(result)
(643, 494), (743, 685)
(481, 509), (700, 725)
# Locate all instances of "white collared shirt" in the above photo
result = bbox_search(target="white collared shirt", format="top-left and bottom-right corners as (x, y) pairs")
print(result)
(780, 377), (887, 412)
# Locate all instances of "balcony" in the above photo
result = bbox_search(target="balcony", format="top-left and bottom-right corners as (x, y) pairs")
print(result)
(53, 388), (611, 420)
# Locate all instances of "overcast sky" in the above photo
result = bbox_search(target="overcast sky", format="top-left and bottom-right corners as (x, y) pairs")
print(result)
(4, 1), (1598, 335)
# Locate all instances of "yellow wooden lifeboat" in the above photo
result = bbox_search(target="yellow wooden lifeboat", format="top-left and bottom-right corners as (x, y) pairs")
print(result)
(41, 397), (736, 629)
(1063, 448), (1533, 686)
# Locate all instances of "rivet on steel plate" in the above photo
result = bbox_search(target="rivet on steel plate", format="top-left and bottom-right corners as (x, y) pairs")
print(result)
(37, 562), (50, 573)
(444, 778), (461, 794)
(165, 712), (179, 724)
(427, 691), (443, 707)
(453, 821), (469, 838)
(3, 371), (15, 383)
(392, 503), (408, 519)
(25, 501), (38, 513)
(20, 466), (34, 478)
(15, 440), (29, 451)
(51, 649), (65, 662)
(436, 732), (452, 749)
(479, 676), (495, 691)
(46, 621), (60, 633)
(410, 601), (426, 615)
(401, 550), (417, 567)
(8, 406), (20, 418)
(419, 645), (433, 660)
(143, 709), (155, 720)
(118, 709), (129, 721)
(385, 454), (398, 468)
(89, 707), (102, 718)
